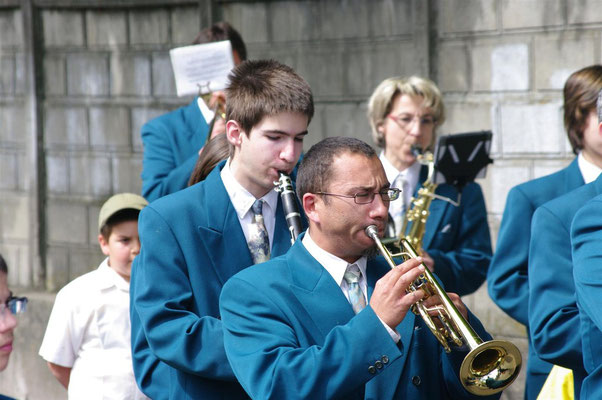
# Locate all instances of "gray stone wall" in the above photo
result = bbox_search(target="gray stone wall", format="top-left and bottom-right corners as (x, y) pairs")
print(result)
(2, 0), (602, 398)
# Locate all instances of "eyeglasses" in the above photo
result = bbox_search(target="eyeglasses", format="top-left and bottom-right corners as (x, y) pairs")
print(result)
(316, 188), (401, 204)
(0, 294), (28, 318)
(387, 114), (435, 128)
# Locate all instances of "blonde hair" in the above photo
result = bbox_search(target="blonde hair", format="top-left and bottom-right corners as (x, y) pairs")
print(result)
(367, 76), (445, 148)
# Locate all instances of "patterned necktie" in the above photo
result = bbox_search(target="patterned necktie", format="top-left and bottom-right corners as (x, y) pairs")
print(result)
(391, 175), (407, 236)
(247, 199), (270, 264)
(344, 263), (366, 314)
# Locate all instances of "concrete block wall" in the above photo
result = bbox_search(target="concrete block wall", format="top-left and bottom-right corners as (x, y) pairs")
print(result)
(2, 0), (602, 398)
(41, 4), (203, 292)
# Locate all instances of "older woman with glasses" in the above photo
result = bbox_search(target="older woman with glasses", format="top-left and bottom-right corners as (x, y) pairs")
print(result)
(366, 76), (492, 297)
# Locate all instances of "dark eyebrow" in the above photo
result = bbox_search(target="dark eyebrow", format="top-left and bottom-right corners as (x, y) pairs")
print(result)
(263, 129), (308, 137)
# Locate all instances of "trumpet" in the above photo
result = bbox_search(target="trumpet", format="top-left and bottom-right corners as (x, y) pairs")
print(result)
(365, 225), (522, 396)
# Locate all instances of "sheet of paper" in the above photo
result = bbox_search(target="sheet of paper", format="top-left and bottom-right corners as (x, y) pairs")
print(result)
(169, 40), (234, 97)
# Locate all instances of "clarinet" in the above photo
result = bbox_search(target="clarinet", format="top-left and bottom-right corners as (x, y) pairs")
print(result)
(274, 171), (303, 244)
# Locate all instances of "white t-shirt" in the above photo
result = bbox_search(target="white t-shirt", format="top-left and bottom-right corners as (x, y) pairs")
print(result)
(39, 258), (148, 400)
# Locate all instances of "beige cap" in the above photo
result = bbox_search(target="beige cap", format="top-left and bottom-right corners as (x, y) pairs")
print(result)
(98, 193), (148, 232)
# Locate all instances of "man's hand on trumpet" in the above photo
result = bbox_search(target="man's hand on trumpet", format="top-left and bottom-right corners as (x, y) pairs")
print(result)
(369, 257), (426, 330)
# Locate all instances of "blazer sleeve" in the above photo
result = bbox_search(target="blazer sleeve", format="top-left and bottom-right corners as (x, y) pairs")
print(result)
(130, 281), (170, 400)
(487, 186), (533, 325)
(140, 120), (200, 202)
(572, 197), (602, 332)
(131, 206), (236, 380)
(219, 276), (403, 400)
(528, 206), (584, 370)
(427, 182), (492, 296)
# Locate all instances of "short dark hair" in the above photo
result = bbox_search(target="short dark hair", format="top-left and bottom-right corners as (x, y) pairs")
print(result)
(100, 209), (141, 241)
(0, 254), (7, 274)
(193, 21), (247, 62)
(296, 137), (377, 201)
(225, 59), (314, 135)
(563, 65), (602, 153)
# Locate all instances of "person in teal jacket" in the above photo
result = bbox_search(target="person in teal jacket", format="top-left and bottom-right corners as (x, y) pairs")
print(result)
(131, 59), (313, 399)
(488, 65), (602, 399)
(367, 76), (491, 296)
(528, 174), (602, 399)
(141, 22), (247, 202)
(571, 191), (602, 399)
(221, 137), (502, 400)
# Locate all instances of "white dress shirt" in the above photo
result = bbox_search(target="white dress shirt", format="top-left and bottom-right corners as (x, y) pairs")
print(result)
(302, 231), (401, 342)
(578, 151), (602, 184)
(221, 158), (278, 250)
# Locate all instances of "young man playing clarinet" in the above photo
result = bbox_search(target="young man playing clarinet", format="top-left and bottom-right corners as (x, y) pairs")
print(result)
(130, 59), (313, 400)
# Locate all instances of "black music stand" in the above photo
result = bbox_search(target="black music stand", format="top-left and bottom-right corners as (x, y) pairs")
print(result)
(433, 130), (493, 190)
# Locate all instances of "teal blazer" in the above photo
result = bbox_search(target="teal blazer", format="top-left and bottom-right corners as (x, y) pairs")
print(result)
(572, 192), (602, 399)
(220, 235), (500, 400)
(141, 98), (209, 202)
(131, 161), (306, 399)
(528, 175), (602, 398)
(417, 167), (492, 296)
(487, 157), (583, 399)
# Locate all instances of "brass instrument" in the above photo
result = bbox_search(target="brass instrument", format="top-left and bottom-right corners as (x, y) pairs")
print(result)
(366, 225), (521, 395)
(274, 172), (303, 244)
(364, 147), (521, 395)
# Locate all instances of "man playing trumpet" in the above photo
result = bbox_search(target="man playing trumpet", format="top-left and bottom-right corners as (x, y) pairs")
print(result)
(220, 137), (500, 400)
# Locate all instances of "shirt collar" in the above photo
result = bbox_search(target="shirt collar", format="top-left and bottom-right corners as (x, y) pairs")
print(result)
(578, 151), (602, 184)
(221, 158), (279, 219)
(98, 257), (130, 292)
(379, 151), (421, 192)
(197, 96), (215, 124)
(301, 231), (367, 286)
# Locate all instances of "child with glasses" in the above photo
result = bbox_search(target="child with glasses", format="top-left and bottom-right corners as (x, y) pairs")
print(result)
(39, 193), (148, 399)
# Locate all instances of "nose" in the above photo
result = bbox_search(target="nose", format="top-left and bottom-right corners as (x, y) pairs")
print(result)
(279, 139), (298, 164)
(407, 118), (422, 137)
(369, 192), (390, 220)
(0, 311), (17, 332)
(132, 238), (141, 255)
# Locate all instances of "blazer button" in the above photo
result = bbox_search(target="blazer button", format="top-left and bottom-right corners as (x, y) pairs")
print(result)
(375, 360), (383, 369)
(412, 375), (421, 386)
(368, 366), (377, 374)
(381, 355), (389, 364)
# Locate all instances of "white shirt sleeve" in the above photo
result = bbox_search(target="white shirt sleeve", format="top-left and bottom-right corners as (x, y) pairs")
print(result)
(39, 283), (88, 367)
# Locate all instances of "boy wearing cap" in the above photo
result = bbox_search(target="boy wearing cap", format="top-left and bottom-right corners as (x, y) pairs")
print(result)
(39, 193), (148, 399)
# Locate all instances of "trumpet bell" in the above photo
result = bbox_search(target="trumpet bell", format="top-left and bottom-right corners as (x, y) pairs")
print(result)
(461, 339), (523, 396)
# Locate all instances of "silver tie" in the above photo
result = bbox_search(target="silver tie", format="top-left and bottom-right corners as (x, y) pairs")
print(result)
(344, 263), (366, 314)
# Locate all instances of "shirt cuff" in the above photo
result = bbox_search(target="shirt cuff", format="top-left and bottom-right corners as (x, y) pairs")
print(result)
(377, 315), (401, 343)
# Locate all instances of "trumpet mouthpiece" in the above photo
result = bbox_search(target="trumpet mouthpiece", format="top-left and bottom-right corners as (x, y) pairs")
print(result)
(365, 225), (378, 238)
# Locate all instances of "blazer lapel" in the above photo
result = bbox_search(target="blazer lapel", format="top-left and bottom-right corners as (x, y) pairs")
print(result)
(564, 157), (585, 192)
(198, 163), (253, 286)
(272, 199), (294, 257)
(288, 238), (357, 341)
(184, 97), (210, 146)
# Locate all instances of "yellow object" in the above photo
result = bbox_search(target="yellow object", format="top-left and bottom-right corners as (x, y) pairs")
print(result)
(537, 366), (574, 400)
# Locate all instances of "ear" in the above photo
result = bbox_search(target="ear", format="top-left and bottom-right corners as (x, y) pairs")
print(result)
(598, 121), (602, 136)
(98, 234), (110, 256)
(302, 193), (321, 225)
(226, 120), (244, 147)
